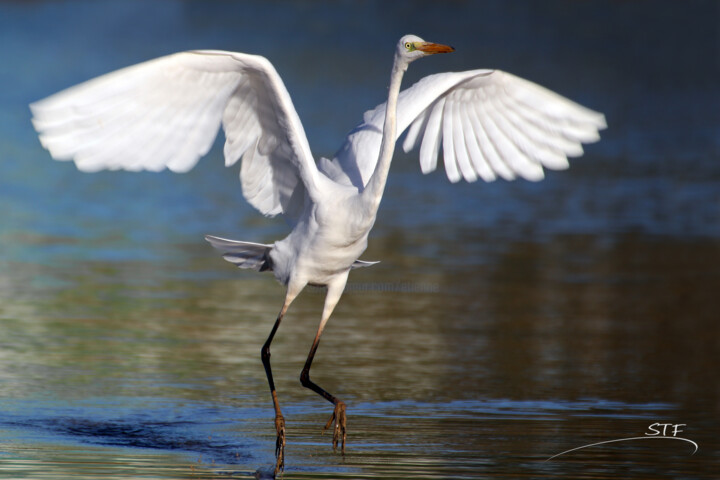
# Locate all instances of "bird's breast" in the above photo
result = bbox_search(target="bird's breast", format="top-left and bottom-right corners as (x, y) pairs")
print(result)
(270, 195), (374, 287)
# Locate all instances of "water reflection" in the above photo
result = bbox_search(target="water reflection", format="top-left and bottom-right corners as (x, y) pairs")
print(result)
(2, 0), (719, 478)
(2, 231), (718, 478)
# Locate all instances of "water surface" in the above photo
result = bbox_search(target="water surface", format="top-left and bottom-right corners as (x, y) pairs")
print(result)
(1, 1), (718, 478)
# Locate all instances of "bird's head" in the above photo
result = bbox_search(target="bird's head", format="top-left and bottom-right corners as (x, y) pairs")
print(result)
(396, 34), (455, 64)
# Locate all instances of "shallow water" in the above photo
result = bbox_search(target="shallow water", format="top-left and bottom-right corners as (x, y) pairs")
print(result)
(1, 1), (719, 478)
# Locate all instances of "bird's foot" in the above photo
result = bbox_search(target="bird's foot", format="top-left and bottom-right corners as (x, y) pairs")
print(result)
(322, 400), (347, 453)
(274, 413), (286, 475)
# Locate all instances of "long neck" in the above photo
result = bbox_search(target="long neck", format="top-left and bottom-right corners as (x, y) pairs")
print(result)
(361, 55), (407, 210)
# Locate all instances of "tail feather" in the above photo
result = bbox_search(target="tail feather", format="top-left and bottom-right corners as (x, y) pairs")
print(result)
(351, 259), (379, 269)
(205, 235), (273, 272)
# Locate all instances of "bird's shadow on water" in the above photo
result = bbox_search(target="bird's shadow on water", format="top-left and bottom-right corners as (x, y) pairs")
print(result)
(48, 417), (225, 455)
(66, 415), (280, 479)
(8, 412), (265, 473)
(2, 398), (333, 479)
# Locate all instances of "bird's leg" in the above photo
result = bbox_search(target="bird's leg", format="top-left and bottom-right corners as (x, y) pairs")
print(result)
(261, 296), (294, 475)
(299, 276), (348, 453)
(300, 334), (347, 452)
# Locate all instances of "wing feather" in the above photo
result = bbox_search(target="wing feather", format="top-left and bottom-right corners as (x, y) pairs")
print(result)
(330, 69), (605, 186)
(483, 88), (545, 181)
(222, 78), (263, 167)
(489, 92), (569, 171)
(418, 98), (445, 174)
(441, 100), (462, 183)
(468, 101), (514, 180)
(402, 109), (428, 153)
(450, 99), (477, 183)
(497, 93), (584, 159)
(30, 50), (321, 223)
(459, 104), (495, 182)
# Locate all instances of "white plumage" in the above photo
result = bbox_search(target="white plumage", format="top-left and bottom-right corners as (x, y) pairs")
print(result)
(31, 50), (318, 222)
(31, 50), (605, 217)
(30, 35), (605, 473)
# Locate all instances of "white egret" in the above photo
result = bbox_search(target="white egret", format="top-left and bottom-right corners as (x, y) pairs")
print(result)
(30, 35), (606, 473)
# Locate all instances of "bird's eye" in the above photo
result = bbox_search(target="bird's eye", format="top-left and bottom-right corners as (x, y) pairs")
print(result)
(404, 42), (415, 51)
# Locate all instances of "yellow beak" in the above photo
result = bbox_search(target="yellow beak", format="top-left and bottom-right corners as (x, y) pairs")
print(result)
(415, 42), (455, 54)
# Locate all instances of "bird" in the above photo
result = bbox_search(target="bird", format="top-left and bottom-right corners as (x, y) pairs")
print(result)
(30, 34), (606, 474)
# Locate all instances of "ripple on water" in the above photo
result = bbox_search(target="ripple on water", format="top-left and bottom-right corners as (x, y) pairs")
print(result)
(0, 396), (688, 479)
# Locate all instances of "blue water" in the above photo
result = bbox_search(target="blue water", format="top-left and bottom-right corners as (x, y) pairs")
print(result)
(1, 1), (719, 479)
(3, 0), (719, 247)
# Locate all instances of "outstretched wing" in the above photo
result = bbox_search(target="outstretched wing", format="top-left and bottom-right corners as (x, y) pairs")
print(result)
(30, 50), (321, 222)
(325, 69), (606, 187)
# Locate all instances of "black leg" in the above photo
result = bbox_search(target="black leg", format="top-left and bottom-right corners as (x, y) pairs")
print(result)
(300, 331), (347, 453)
(297, 277), (349, 453)
(261, 310), (287, 475)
